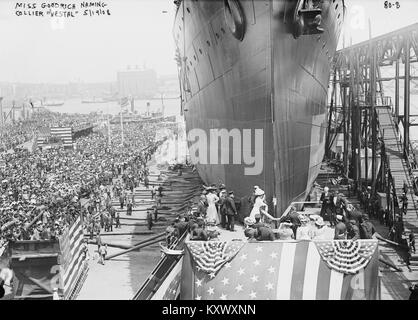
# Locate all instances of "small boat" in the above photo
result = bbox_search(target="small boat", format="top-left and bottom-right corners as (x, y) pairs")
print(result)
(81, 97), (106, 104)
(43, 100), (64, 107)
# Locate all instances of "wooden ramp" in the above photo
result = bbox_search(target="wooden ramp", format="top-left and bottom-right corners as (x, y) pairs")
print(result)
(376, 106), (418, 236)
(76, 163), (203, 300)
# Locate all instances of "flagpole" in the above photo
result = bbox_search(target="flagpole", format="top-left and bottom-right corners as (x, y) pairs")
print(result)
(107, 112), (111, 146)
(120, 109), (124, 146)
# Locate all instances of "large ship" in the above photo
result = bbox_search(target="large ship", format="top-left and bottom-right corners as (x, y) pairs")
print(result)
(174, 0), (345, 215)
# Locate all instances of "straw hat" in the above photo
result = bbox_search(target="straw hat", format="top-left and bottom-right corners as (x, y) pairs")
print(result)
(315, 217), (325, 226)
(254, 188), (265, 196)
(309, 214), (320, 221)
(244, 217), (255, 226)
(281, 222), (293, 227)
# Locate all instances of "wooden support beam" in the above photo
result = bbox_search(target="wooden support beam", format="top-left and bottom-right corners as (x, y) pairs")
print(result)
(105, 237), (164, 260)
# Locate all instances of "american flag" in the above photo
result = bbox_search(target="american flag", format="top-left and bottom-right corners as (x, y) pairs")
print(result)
(181, 240), (379, 300)
(120, 97), (129, 108)
(162, 272), (181, 300)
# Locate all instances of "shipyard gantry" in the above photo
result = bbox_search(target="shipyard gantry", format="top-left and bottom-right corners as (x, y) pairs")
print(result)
(326, 23), (418, 252)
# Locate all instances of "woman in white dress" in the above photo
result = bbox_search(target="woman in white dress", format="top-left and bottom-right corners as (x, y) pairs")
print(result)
(296, 215), (311, 240)
(249, 188), (279, 224)
(205, 188), (220, 225)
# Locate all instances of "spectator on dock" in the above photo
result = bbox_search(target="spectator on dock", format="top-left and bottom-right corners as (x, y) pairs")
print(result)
(205, 187), (220, 225)
(296, 215), (311, 240)
(334, 215), (347, 240)
(277, 221), (294, 240)
(196, 195), (208, 218)
(98, 244), (107, 265)
(244, 217), (257, 240)
(153, 206), (158, 222)
(310, 217), (333, 240)
(347, 219), (360, 240)
(320, 186), (332, 221)
(126, 199), (133, 216)
(409, 284), (418, 300)
(224, 191), (237, 231)
(257, 224), (276, 241)
(144, 176), (149, 189)
(347, 204), (363, 224)
(151, 185), (156, 200)
(400, 192), (408, 215)
(247, 186), (260, 215)
(360, 214), (376, 239)
(96, 231), (102, 252)
(147, 210), (153, 230)
(249, 188), (269, 222)
(119, 192), (125, 209)
(409, 232), (416, 254)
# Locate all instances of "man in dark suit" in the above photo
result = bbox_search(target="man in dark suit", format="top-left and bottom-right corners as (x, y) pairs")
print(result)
(224, 191), (238, 231)
(279, 206), (300, 238)
(218, 190), (228, 229)
(196, 195), (208, 218)
(320, 186), (332, 221)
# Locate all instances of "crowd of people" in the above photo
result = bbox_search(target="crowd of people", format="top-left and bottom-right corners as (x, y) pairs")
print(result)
(0, 114), (164, 246)
(0, 109), (99, 153)
(163, 180), (384, 244)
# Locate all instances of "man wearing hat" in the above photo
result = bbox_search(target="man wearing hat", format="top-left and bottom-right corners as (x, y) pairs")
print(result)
(347, 204), (362, 224)
(278, 221), (294, 240)
(281, 206), (301, 238)
(243, 217), (255, 239)
(256, 224), (276, 241)
(334, 215), (347, 240)
(310, 217), (333, 240)
(224, 191), (238, 231)
(320, 186), (332, 220)
(360, 214), (376, 239)
(191, 217), (208, 241)
(400, 192), (408, 215)
(196, 194), (208, 218)
(347, 219), (360, 240)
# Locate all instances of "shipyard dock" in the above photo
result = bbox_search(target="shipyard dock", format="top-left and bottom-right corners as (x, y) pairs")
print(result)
(76, 161), (202, 300)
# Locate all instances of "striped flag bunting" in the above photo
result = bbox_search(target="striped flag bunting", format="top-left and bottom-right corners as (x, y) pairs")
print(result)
(315, 240), (378, 274)
(50, 127), (73, 147)
(186, 241), (244, 274)
(151, 257), (184, 300)
(180, 240), (379, 300)
(58, 216), (86, 298)
(120, 97), (129, 108)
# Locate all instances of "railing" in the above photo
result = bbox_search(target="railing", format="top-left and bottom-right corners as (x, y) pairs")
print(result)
(376, 107), (418, 242)
(132, 230), (188, 300)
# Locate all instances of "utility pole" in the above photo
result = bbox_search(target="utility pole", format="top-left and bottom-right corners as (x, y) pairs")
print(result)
(107, 113), (111, 146)
(0, 97), (3, 128)
(120, 110), (124, 146)
(371, 43), (377, 191)
(404, 36), (411, 156)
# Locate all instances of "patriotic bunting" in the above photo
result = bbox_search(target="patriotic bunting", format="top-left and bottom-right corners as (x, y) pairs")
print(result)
(181, 240), (379, 300)
(186, 241), (244, 274)
(314, 240), (378, 274)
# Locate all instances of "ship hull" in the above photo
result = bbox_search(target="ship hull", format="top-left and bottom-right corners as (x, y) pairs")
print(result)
(174, 0), (344, 215)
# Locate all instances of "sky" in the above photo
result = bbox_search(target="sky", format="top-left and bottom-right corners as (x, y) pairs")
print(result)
(0, 0), (179, 83)
(339, 0), (418, 48)
(0, 0), (417, 84)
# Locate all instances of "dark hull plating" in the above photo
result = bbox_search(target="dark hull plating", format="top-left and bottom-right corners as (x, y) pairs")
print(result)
(174, 0), (344, 215)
